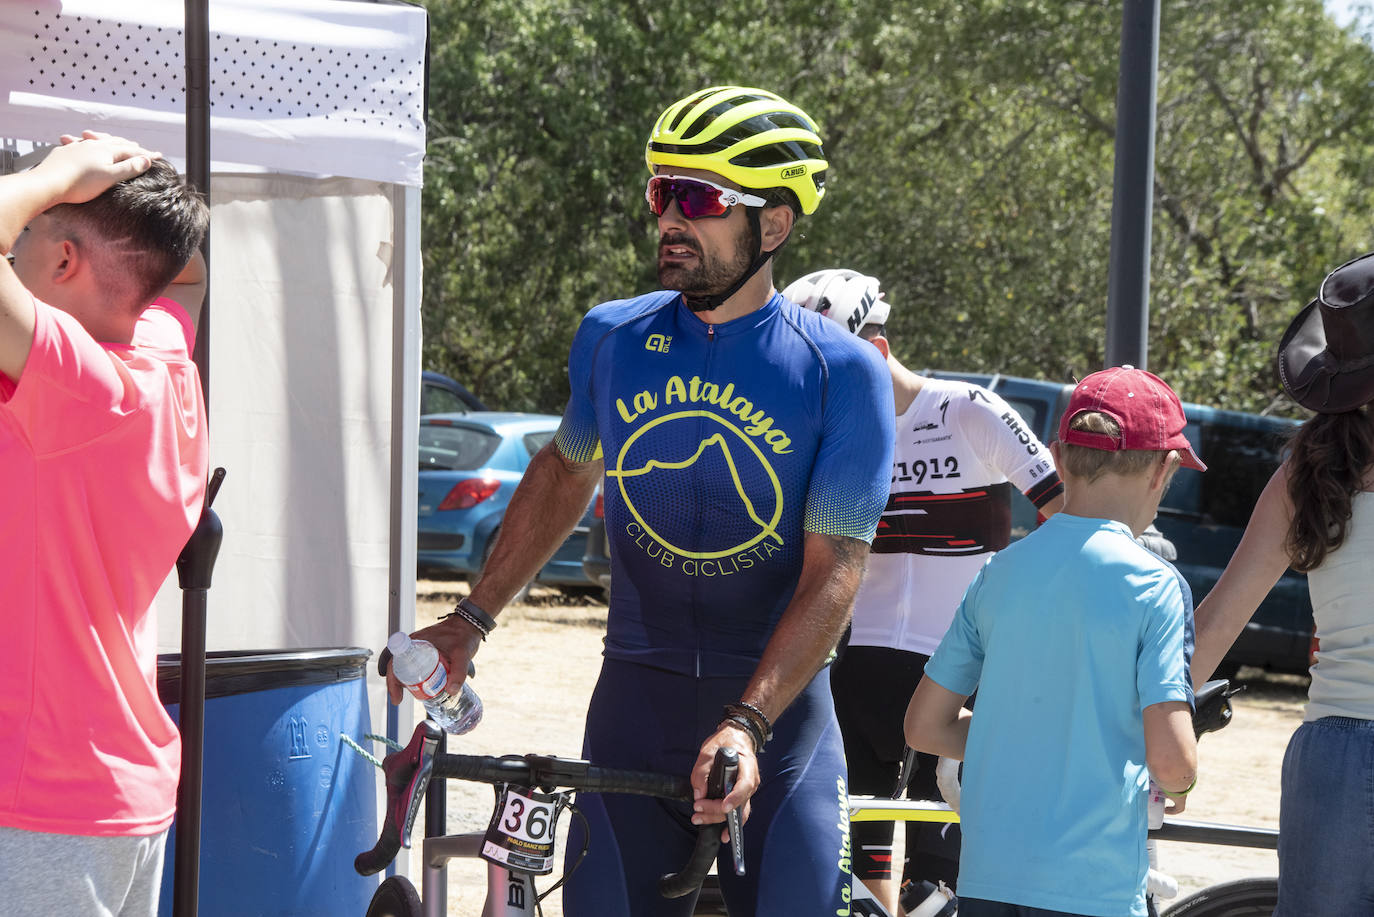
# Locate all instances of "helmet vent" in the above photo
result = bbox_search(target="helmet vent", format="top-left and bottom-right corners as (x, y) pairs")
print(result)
(732, 139), (824, 169)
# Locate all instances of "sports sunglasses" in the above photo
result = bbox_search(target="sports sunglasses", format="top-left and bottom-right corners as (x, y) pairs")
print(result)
(645, 175), (768, 220)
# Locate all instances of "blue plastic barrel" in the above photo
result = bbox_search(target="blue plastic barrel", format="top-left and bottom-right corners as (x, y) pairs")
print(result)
(157, 648), (378, 917)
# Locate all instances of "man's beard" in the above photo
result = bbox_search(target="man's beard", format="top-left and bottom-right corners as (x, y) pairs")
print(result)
(657, 222), (759, 312)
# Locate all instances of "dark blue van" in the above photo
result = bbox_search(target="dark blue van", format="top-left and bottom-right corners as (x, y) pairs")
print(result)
(928, 371), (1312, 678)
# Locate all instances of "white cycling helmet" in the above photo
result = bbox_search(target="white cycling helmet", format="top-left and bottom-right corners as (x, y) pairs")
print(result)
(781, 268), (890, 335)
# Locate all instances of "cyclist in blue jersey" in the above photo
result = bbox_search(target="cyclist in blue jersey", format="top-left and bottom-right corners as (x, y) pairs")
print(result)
(389, 86), (895, 915)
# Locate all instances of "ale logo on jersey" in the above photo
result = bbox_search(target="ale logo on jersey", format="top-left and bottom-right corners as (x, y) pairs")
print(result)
(611, 375), (792, 575)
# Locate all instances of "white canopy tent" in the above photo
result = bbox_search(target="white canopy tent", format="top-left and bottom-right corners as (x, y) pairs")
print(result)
(2, 0), (424, 824)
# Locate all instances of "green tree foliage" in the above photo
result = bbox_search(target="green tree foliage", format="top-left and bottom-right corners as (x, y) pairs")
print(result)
(419, 0), (1374, 417)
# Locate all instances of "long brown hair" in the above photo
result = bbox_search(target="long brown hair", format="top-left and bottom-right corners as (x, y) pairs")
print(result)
(1286, 406), (1374, 571)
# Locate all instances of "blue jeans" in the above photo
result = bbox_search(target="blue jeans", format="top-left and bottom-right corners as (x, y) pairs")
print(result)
(1275, 716), (1374, 916)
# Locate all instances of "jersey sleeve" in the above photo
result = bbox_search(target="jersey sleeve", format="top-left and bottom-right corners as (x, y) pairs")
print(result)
(952, 385), (1063, 510)
(924, 566), (988, 697)
(554, 309), (607, 464)
(802, 341), (894, 542)
(1136, 565), (1195, 710)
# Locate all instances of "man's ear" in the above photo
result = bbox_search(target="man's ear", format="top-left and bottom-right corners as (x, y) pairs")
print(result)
(759, 205), (794, 251)
(51, 239), (80, 285)
(868, 334), (890, 359)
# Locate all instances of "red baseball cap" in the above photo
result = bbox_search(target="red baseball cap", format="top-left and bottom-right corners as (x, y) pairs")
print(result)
(1057, 366), (1207, 472)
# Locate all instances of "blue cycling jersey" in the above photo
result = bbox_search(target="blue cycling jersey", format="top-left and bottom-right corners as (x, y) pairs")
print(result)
(556, 290), (895, 677)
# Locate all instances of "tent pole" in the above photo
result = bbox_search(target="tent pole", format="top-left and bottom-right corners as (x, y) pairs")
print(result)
(175, 2), (213, 916)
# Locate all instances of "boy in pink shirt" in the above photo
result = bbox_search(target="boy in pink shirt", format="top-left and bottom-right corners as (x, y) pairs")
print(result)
(0, 133), (210, 917)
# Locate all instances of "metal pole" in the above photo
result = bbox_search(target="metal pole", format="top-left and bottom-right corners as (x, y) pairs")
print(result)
(175, 2), (212, 915)
(1104, 0), (1161, 370)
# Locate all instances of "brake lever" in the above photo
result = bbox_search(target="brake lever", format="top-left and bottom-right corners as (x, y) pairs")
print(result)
(355, 720), (441, 876)
(708, 747), (745, 876)
(388, 720), (441, 849)
(893, 745), (918, 798)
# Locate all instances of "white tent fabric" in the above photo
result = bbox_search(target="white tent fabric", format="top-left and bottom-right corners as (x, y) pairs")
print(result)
(146, 173), (407, 654)
(1, 0), (426, 186)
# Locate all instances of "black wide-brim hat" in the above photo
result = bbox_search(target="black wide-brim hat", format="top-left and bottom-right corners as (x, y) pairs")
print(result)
(1277, 251), (1374, 414)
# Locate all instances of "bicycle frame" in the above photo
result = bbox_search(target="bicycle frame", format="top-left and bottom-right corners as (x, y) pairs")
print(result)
(416, 831), (538, 917)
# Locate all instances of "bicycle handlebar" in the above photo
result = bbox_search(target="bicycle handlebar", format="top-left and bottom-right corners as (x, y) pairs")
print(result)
(355, 721), (725, 900)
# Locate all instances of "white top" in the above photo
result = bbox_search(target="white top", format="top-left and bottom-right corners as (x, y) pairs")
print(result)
(851, 378), (1060, 656)
(1306, 491), (1374, 722)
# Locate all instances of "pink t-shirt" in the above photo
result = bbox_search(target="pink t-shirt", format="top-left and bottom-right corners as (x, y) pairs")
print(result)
(0, 296), (208, 836)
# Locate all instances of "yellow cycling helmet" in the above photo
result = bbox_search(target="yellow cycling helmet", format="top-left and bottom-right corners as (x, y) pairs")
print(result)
(645, 86), (828, 215)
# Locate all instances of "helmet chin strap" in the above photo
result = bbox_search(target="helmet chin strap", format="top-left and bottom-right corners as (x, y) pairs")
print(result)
(683, 206), (776, 313)
(683, 248), (776, 313)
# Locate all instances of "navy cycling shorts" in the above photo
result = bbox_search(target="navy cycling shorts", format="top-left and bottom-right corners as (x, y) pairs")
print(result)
(561, 658), (853, 917)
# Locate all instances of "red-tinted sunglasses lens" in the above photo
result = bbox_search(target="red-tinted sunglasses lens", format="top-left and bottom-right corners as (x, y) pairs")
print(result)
(647, 177), (729, 219)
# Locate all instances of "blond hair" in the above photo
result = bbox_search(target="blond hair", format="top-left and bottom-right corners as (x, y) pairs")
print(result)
(1057, 412), (1167, 482)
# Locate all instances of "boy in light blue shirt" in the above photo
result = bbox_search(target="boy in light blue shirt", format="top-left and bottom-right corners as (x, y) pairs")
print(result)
(904, 366), (1201, 917)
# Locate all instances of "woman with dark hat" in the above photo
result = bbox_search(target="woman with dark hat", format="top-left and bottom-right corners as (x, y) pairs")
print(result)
(1193, 251), (1374, 915)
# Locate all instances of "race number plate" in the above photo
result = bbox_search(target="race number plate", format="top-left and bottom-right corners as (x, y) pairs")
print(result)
(480, 784), (568, 875)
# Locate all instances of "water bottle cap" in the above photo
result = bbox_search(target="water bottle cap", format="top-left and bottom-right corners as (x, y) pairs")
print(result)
(387, 632), (413, 656)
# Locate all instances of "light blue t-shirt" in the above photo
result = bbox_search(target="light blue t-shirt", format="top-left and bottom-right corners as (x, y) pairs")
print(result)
(925, 513), (1193, 917)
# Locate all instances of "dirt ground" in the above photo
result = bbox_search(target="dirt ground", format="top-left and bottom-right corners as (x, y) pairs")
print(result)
(403, 581), (1303, 915)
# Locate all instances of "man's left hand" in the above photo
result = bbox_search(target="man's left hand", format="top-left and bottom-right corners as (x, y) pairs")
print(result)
(690, 724), (759, 841)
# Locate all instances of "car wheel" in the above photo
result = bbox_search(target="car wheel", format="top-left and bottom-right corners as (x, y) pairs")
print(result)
(482, 530), (531, 605)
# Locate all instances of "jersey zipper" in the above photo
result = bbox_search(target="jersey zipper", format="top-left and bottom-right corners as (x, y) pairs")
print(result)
(695, 321), (717, 677)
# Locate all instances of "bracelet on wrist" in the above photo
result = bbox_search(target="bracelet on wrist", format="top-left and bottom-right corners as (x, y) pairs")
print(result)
(439, 596), (497, 640)
(723, 701), (774, 744)
(720, 715), (765, 754)
(1164, 775), (1197, 798)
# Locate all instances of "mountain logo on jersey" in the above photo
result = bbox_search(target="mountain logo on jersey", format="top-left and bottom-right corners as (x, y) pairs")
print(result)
(610, 375), (792, 576)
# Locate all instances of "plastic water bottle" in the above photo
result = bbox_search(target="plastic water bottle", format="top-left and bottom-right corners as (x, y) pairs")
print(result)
(388, 632), (483, 735)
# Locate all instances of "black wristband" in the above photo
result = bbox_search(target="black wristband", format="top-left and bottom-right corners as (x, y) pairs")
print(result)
(720, 714), (765, 754)
(440, 596), (497, 639)
(724, 701), (774, 744)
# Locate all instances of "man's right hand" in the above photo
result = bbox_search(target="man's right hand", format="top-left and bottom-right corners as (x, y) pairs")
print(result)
(385, 616), (484, 704)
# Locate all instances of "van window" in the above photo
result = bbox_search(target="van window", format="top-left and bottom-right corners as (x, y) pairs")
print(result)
(1195, 420), (1292, 527)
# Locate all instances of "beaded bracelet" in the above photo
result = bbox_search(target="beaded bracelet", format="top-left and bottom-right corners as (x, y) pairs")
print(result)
(720, 714), (766, 754)
(439, 596), (498, 640)
(723, 702), (774, 744)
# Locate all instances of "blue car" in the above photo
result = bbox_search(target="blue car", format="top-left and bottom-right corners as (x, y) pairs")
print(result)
(417, 412), (592, 591)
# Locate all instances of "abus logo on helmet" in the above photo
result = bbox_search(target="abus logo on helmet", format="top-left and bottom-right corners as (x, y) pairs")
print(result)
(781, 165), (807, 179)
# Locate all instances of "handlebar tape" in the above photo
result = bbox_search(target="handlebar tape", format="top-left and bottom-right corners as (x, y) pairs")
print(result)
(659, 747), (734, 898)
(355, 733), (693, 877)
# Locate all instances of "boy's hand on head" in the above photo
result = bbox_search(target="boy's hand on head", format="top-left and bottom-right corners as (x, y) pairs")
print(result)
(36, 132), (161, 205)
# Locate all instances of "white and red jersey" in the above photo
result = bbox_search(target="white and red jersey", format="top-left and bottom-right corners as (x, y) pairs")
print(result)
(851, 377), (1063, 655)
